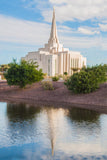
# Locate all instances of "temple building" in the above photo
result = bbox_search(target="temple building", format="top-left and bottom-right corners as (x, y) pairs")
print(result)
(22, 8), (86, 76)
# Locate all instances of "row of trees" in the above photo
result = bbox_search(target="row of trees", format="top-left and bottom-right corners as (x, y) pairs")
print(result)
(4, 59), (107, 93)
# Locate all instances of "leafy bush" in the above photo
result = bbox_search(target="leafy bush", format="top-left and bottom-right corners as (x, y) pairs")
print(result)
(41, 81), (54, 90)
(64, 72), (68, 75)
(65, 64), (107, 94)
(81, 64), (107, 84)
(4, 59), (44, 88)
(52, 76), (59, 81)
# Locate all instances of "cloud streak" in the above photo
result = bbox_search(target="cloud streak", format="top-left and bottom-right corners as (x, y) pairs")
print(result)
(0, 14), (50, 45)
(0, 14), (106, 51)
(21, 0), (107, 23)
(47, 0), (107, 22)
(99, 24), (107, 32)
(78, 27), (100, 35)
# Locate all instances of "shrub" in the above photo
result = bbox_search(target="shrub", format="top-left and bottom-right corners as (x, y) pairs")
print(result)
(4, 59), (44, 88)
(64, 72), (68, 75)
(81, 64), (107, 84)
(52, 76), (59, 81)
(65, 64), (107, 94)
(41, 81), (54, 90)
(58, 74), (63, 78)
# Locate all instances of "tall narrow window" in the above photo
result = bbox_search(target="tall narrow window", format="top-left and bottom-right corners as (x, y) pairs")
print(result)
(55, 59), (56, 74)
(48, 59), (50, 76)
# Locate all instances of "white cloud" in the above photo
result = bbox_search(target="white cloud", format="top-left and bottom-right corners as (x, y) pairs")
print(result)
(78, 27), (100, 35)
(22, 0), (107, 24)
(58, 25), (73, 34)
(0, 14), (106, 51)
(42, 0), (107, 22)
(0, 14), (50, 45)
(101, 20), (107, 24)
(49, 0), (66, 5)
(60, 36), (101, 49)
(99, 24), (107, 32)
(101, 37), (107, 50)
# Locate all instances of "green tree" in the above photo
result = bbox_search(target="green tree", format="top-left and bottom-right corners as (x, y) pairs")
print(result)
(81, 64), (107, 84)
(65, 64), (107, 94)
(4, 60), (44, 88)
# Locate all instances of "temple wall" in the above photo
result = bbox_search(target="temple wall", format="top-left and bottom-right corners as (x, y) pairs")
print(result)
(22, 50), (86, 77)
(51, 55), (57, 76)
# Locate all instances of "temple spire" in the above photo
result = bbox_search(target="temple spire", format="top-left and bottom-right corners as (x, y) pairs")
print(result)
(48, 8), (59, 45)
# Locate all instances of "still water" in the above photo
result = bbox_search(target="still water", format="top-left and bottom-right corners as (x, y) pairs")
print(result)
(0, 102), (107, 160)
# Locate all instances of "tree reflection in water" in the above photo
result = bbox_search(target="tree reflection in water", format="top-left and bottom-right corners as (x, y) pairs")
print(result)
(67, 107), (101, 137)
(68, 107), (100, 123)
(6, 103), (102, 156)
(6, 103), (41, 145)
(7, 103), (41, 122)
(0, 101), (106, 160)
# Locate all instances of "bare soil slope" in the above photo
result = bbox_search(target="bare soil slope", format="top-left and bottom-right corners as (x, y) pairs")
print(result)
(0, 81), (107, 113)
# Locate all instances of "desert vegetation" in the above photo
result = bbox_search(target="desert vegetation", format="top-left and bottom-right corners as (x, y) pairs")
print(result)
(41, 81), (54, 90)
(65, 64), (107, 94)
(4, 60), (44, 88)
(52, 76), (59, 81)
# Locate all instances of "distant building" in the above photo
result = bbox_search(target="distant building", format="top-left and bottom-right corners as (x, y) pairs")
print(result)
(22, 8), (86, 76)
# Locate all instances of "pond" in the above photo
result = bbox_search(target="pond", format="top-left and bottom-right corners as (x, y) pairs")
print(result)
(0, 102), (107, 160)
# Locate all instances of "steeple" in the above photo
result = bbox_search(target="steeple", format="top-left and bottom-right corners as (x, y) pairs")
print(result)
(42, 7), (64, 53)
(48, 8), (59, 45)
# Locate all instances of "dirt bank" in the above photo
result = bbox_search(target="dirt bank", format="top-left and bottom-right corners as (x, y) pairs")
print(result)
(0, 81), (107, 114)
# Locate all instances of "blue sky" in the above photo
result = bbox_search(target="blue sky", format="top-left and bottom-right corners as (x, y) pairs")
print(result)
(0, 0), (107, 65)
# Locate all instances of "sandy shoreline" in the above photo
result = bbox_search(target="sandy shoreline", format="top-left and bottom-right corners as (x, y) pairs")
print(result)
(0, 81), (107, 114)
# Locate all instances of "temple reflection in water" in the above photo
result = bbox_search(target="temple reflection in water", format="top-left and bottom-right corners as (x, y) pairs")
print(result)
(6, 103), (103, 156)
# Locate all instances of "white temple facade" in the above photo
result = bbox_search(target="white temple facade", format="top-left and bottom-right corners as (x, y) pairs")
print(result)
(22, 8), (86, 76)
